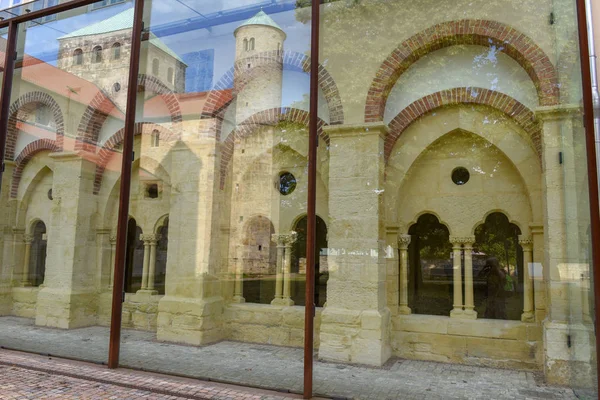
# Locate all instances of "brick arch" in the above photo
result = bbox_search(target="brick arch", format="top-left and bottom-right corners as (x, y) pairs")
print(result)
(202, 50), (343, 137)
(75, 74), (182, 151)
(366, 19), (559, 123)
(6, 92), (64, 160)
(219, 107), (328, 189)
(386, 87), (541, 162)
(93, 122), (175, 194)
(11, 139), (59, 198)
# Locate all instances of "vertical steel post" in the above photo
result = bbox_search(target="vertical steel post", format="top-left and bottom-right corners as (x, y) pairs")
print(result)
(303, 0), (320, 398)
(108, 0), (145, 369)
(0, 21), (18, 194)
(575, 0), (600, 393)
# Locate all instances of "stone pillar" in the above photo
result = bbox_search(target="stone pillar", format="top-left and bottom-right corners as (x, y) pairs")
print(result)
(281, 232), (297, 306)
(449, 237), (464, 318)
(384, 227), (400, 315)
(462, 238), (477, 319)
(148, 234), (160, 291)
(20, 234), (33, 287)
(0, 162), (17, 315)
(530, 224), (546, 321)
(157, 140), (224, 345)
(519, 236), (535, 322)
(398, 234), (411, 315)
(35, 152), (99, 329)
(270, 233), (286, 305)
(109, 234), (117, 289)
(232, 245), (245, 303)
(140, 234), (151, 291)
(319, 123), (391, 367)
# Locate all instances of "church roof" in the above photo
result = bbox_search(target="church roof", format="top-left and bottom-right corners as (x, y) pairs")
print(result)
(236, 10), (283, 33)
(58, 8), (185, 64)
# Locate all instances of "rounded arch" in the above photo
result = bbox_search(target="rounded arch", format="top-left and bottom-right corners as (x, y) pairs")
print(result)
(94, 122), (175, 194)
(201, 50), (344, 127)
(219, 107), (328, 189)
(153, 213), (170, 234)
(472, 208), (527, 237)
(27, 217), (46, 234)
(385, 88), (541, 162)
(11, 139), (59, 198)
(75, 74), (182, 151)
(365, 19), (559, 123)
(6, 92), (64, 160)
(407, 210), (453, 237)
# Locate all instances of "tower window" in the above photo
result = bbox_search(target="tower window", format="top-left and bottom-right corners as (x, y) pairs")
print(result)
(73, 48), (83, 65)
(92, 46), (102, 63)
(152, 58), (160, 76)
(151, 130), (160, 148)
(249, 38), (255, 51)
(112, 43), (121, 60)
(243, 38), (248, 51)
(145, 183), (159, 199)
(167, 67), (174, 84)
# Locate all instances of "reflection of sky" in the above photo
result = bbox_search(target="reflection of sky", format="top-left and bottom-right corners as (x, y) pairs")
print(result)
(20, 0), (310, 99)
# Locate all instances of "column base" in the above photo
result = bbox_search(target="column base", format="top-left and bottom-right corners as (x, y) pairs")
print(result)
(232, 295), (245, 303)
(0, 285), (11, 316)
(462, 309), (477, 319)
(136, 289), (159, 296)
(35, 288), (98, 329)
(521, 311), (535, 323)
(319, 307), (391, 366)
(398, 305), (412, 315)
(157, 295), (224, 346)
(450, 308), (463, 318)
(19, 281), (31, 287)
(271, 297), (294, 306)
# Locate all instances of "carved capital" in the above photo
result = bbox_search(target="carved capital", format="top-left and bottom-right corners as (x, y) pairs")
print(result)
(518, 236), (533, 251)
(109, 234), (117, 244)
(398, 234), (411, 250)
(281, 231), (298, 246)
(140, 233), (160, 244)
(23, 234), (34, 244)
(450, 236), (475, 247)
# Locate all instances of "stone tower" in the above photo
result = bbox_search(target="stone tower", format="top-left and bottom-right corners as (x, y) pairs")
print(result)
(233, 10), (286, 124)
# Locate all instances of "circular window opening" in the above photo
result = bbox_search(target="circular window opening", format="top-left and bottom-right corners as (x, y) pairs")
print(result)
(113, 82), (121, 93)
(279, 172), (297, 196)
(452, 167), (470, 186)
(47, 189), (53, 200)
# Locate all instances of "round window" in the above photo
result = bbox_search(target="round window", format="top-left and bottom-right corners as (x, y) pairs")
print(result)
(451, 167), (470, 185)
(279, 172), (297, 196)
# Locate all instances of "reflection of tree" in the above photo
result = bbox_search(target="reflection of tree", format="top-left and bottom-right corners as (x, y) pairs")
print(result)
(410, 214), (452, 260)
(474, 213), (520, 274)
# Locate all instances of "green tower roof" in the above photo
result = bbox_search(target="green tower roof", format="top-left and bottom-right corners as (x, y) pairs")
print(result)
(58, 8), (185, 64)
(235, 10), (284, 34)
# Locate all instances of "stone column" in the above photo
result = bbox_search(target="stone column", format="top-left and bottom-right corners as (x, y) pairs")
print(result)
(270, 233), (286, 305)
(398, 234), (411, 315)
(0, 162), (17, 315)
(35, 152), (100, 329)
(519, 236), (535, 322)
(319, 123), (391, 367)
(140, 234), (151, 291)
(20, 234), (33, 287)
(147, 234), (160, 292)
(530, 224), (546, 321)
(232, 245), (245, 303)
(281, 232), (297, 306)
(449, 237), (464, 318)
(462, 238), (477, 319)
(109, 234), (117, 289)
(384, 227), (400, 315)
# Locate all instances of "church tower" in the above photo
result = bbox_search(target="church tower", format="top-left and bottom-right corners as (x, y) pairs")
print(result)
(233, 10), (286, 123)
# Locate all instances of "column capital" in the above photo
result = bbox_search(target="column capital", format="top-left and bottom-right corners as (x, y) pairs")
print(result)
(109, 233), (117, 244)
(12, 227), (25, 236)
(140, 233), (161, 244)
(23, 234), (34, 244)
(535, 104), (582, 121)
(518, 235), (533, 250)
(398, 234), (411, 250)
(272, 232), (298, 246)
(450, 236), (475, 247)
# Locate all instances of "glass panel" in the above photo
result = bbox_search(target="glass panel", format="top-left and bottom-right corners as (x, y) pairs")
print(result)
(0, 1), (133, 364)
(316, 1), (598, 398)
(117, 0), (310, 394)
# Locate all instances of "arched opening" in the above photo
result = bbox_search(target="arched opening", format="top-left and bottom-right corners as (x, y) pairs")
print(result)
(291, 215), (328, 307)
(243, 38), (248, 51)
(155, 217), (169, 295)
(167, 68), (174, 85)
(92, 46), (102, 63)
(242, 216), (276, 304)
(150, 129), (160, 147)
(152, 58), (160, 76)
(29, 221), (47, 287)
(473, 212), (523, 320)
(112, 43), (121, 60)
(73, 48), (83, 65)
(124, 218), (144, 293)
(407, 213), (453, 316)
(249, 38), (255, 50)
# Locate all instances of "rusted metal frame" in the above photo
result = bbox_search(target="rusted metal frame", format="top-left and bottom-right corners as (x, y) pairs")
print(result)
(575, 0), (600, 393)
(0, 21), (18, 194)
(0, 0), (101, 29)
(303, 0), (320, 398)
(108, 0), (144, 369)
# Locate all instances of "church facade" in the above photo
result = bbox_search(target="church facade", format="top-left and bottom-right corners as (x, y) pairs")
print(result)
(0, 0), (596, 391)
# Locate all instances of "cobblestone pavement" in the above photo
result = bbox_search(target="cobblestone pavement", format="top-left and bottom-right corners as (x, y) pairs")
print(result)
(0, 316), (591, 399)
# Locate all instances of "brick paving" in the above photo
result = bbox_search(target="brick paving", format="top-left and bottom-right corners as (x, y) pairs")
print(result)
(0, 316), (594, 399)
